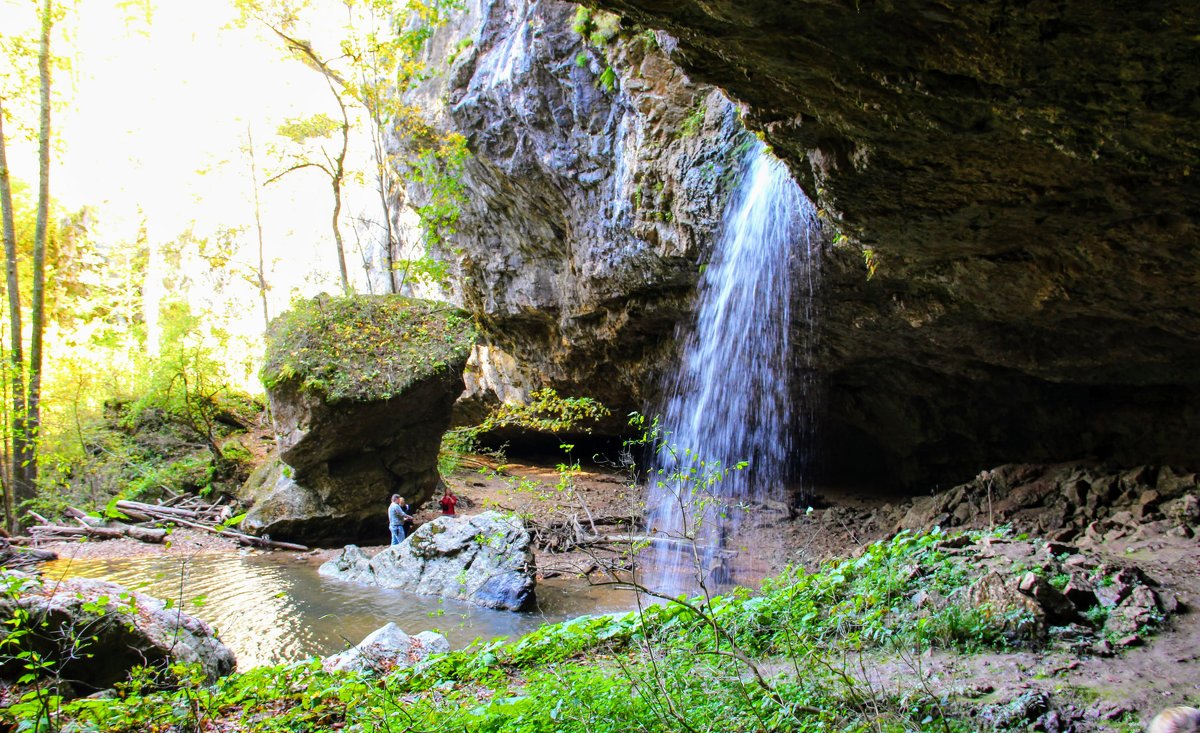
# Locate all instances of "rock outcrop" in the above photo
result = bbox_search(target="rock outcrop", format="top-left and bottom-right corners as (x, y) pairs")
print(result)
(319, 511), (536, 610)
(242, 295), (475, 544)
(0, 572), (236, 692)
(897, 463), (1200, 545)
(404, 0), (754, 427)
(322, 623), (450, 673)
(584, 0), (1200, 486)
(945, 535), (1180, 653)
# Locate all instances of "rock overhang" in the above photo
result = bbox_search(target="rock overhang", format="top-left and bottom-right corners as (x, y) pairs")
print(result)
(583, 0), (1200, 486)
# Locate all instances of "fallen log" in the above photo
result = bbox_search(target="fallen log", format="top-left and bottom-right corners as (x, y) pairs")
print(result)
(161, 515), (308, 552)
(64, 507), (169, 544)
(113, 500), (203, 520)
(29, 520), (167, 545)
(30, 524), (125, 540)
(0, 539), (56, 569)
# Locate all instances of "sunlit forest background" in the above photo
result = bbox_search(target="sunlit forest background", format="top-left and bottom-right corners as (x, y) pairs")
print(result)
(0, 0), (458, 528)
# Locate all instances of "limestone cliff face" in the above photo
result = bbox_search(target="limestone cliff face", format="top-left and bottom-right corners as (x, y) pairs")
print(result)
(581, 0), (1200, 485)
(405, 0), (751, 423)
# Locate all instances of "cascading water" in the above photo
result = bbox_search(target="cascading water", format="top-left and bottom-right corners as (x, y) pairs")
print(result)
(643, 143), (822, 596)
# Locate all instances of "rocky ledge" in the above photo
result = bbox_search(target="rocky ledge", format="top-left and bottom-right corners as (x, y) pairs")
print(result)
(563, 0), (1200, 486)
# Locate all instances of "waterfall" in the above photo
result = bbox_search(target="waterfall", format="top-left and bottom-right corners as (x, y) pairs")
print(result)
(642, 144), (821, 596)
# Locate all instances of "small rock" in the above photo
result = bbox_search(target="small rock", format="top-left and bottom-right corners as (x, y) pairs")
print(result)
(1110, 510), (1136, 527)
(1063, 479), (1089, 507)
(323, 623), (449, 673)
(1094, 568), (1140, 608)
(1049, 527), (1078, 542)
(1062, 577), (1098, 609)
(936, 534), (972, 550)
(1042, 541), (1077, 557)
(1017, 572), (1079, 623)
(1104, 585), (1159, 636)
(1164, 494), (1200, 524)
(1157, 591), (1181, 614)
(1090, 638), (1115, 657)
(967, 572), (1045, 639)
(1156, 467), (1198, 498)
(980, 691), (1052, 729)
(1115, 633), (1143, 647)
(1063, 554), (1093, 569)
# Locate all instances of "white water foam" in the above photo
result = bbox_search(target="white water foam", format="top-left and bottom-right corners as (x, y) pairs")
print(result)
(642, 144), (821, 596)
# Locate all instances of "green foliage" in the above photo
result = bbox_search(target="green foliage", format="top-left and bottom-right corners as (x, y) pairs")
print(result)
(597, 65), (617, 92)
(261, 294), (475, 403)
(568, 6), (622, 94)
(275, 113), (340, 143)
(46, 530), (1053, 733)
(863, 246), (879, 280)
(407, 131), (470, 250)
(437, 389), (609, 476)
(678, 101), (706, 138)
(123, 300), (236, 467)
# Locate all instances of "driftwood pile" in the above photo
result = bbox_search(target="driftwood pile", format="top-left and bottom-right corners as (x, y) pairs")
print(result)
(24, 496), (307, 552)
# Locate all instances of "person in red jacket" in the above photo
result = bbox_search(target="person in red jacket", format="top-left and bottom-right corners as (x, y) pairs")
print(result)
(438, 486), (458, 516)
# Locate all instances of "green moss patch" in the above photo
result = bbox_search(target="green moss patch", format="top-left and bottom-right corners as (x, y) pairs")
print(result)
(261, 295), (476, 403)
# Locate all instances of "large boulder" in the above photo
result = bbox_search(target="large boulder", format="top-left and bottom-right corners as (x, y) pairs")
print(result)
(0, 571), (235, 692)
(242, 295), (475, 544)
(322, 623), (450, 673)
(319, 511), (537, 610)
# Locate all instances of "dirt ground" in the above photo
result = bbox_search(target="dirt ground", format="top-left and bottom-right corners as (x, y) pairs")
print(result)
(21, 456), (1200, 728)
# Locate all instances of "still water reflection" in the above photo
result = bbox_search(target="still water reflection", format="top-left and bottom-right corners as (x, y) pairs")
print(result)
(44, 551), (632, 670)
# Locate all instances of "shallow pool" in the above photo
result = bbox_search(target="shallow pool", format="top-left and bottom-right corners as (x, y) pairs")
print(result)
(43, 550), (635, 669)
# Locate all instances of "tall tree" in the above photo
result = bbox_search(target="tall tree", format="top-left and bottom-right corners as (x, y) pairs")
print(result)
(26, 0), (54, 499)
(0, 99), (28, 533)
(0, 17), (38, 530)
(239, 0), (468, 296)
(244, 125), (272, 329)
(0, 0), (60, 528)
(238, 0), (354, 293)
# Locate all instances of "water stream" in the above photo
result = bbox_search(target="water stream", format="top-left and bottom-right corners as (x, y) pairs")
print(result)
(643, 144), (821, 596)
(44, 552), (632, 670)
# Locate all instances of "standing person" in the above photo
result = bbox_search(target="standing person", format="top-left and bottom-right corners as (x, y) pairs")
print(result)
(438, 486), (458, 516)
(398, 496), (415, 534)
(388, 494), (410, 545)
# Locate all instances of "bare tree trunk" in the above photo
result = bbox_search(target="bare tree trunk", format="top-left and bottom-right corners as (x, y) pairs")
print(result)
(330, 85), (351, 295)
(26, 0), (54, 499)
(262, 23), (353, 295)
(0, 99), (30, 524)
(245, 125), (271, 330)
(365, 94), (398, 293)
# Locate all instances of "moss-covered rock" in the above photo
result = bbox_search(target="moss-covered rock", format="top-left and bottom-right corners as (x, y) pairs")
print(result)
(243, 295), (476, 545)
(262, 294), (475, 404)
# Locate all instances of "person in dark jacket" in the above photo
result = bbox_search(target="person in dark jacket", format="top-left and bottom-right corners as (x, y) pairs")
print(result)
(387, 494), (411, 545)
